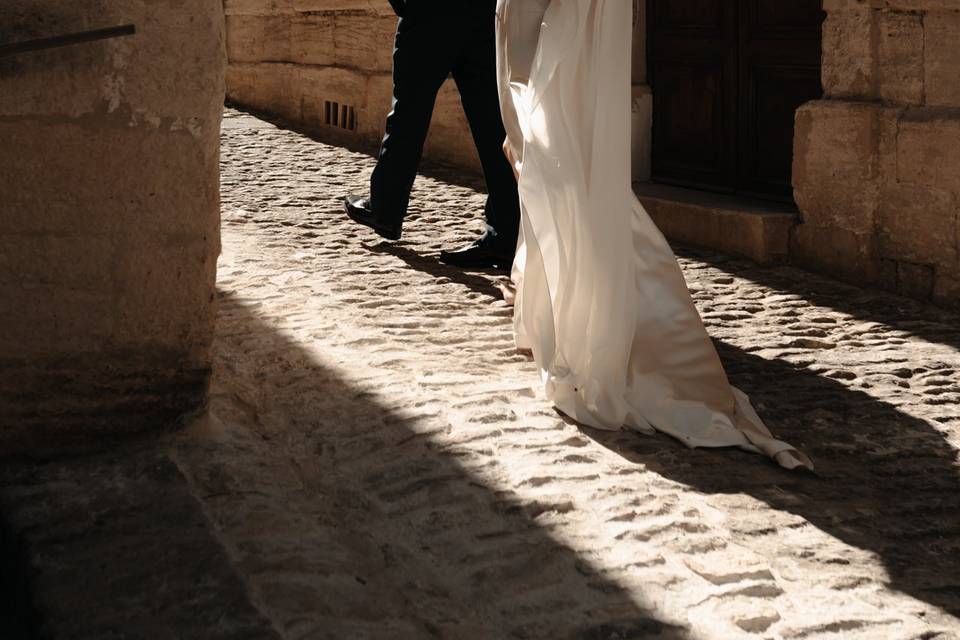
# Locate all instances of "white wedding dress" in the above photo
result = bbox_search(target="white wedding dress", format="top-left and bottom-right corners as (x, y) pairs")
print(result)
(495, 0), (812, 470)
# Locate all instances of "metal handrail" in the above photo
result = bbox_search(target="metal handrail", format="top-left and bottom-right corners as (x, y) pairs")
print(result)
(0, 24), (135, 59)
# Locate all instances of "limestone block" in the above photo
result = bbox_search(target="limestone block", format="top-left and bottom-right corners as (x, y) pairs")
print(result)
(793, 100), (880, 235)
(878, 184), (958, 268)
(112, 241), (218, 352)
(362, 73), (394, 143)
(875, 0), (960, 12)
(895, 108), (960, 191)
(294, 0), (395, 15)
(0, 234), (114, 291)
(890, 259), (937, 299)
(49, 289), (117, 354)
(225, 0), (297, 16)
(332, 12), (396, 72)
(933, 273), (960, 308)
(636, 185), (796, 265)
(877, 11), (924, 104)
(877, 105), (907, 184)
(290, 12), (336, 66)
(925, 10), (960, 107)
(226, 14), (292, 63)
(821, 4), (877, 99)
(789, 224), (879, 284)
(0, 0), (225, 450)
(0, 2), (225, 137)
(295, 63), (371, 133)
(228, 63), (298, 121)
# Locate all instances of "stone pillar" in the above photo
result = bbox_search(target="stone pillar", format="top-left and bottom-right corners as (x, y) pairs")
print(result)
(793, 0), (960, 307)
(0, 1), (226, 453)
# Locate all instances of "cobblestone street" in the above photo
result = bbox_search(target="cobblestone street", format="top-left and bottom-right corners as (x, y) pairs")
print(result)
(5, 109), (960, 639)
(196, 109), (960, 638)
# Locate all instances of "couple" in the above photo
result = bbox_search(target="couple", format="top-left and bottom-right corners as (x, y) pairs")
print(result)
(344, 0), (813, 471)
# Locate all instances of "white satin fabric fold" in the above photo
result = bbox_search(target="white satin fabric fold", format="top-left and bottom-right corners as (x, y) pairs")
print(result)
(495, 0), (812, 470)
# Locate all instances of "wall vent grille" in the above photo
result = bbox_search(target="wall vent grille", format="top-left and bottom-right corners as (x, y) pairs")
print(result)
(324, 101), (357, 132)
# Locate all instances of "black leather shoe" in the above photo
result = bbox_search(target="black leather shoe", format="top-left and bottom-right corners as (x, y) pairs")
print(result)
(439, 241), (514, 271)
(344, 195), (401, 240)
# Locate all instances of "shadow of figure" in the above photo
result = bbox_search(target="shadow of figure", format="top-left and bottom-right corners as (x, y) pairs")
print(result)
(366, 242), (506, 300)
(582, 340), (960, 619)
(169, 291), (688, 639)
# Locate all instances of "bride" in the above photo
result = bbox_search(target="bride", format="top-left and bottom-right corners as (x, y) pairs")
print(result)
(495, 0), (813, 470)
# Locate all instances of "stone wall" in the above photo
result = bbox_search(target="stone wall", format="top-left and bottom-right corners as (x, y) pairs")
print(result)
(224, 0), (480, 170)
(224, 0), (958, 310)
(793, 0), (960, 307)
(0, 1), (226, 453)
(224, 0), (653, 180)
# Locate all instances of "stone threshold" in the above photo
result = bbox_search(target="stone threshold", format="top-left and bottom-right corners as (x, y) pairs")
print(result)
(634, 182), (800, 265)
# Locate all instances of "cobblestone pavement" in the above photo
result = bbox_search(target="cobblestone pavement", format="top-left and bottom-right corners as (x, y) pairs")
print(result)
(166, 109), (960, 639)
(8, 108), (959, 639)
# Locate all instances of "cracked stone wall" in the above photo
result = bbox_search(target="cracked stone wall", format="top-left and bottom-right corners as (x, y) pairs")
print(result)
(793, 0), (960, 308)
(0, 1), (226, 453)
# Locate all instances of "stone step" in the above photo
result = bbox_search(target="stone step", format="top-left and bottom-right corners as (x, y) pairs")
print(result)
(634, 182), (800, 265)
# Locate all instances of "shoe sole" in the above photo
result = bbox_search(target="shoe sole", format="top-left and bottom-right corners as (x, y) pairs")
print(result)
(345, 205), (401, 241)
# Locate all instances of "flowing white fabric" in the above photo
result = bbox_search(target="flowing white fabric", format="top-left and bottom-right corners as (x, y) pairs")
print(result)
(495, 0), (812, 470)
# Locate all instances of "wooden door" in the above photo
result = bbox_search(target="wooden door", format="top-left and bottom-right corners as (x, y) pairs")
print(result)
(648, 0), (824, 201)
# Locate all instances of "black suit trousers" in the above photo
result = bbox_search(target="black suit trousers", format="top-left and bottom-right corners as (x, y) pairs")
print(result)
(369, 12), (520, 251)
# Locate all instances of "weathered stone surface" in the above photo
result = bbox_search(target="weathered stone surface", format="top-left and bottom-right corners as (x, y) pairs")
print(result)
(289, 12), (335, 65)
(0, 446), (281, 639)
(226, 14), (292, 63)
(878, 183), (958, 268)
(223, 1), (652, 180)
(896, 108), (960, 190)
(821, 3), (876, 99)
(635, 183), (797, 265)
(790, 224), (880, 285)
(794, 95), (960, 308)
(924, 9), (960, 107)
(877, 10), (925, 104)
(0, 0), (225, 452)
(793, 100), (880, 234)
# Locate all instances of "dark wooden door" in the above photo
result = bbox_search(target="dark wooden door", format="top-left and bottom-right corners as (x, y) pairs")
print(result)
(648, 0), (824, 201)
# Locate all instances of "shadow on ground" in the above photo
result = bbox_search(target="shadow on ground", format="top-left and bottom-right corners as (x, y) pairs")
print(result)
(677, 246), (960, 353)
(583, 339), (960, 619)
(169, 290), (688, 639)
(368, 242), (506, 298)
(349, 210), (960, 622)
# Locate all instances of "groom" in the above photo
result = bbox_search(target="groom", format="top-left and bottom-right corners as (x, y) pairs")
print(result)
(343, 0), (520, 270)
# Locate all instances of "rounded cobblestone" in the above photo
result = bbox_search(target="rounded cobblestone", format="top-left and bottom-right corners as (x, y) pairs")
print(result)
(170, 109), (960, 639)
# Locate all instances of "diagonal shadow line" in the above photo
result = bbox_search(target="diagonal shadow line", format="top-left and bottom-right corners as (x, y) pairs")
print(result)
(582, 340), (960, 618)
(674, 245), (960, 353)
(224, 103), (960, 620)
(173, 290), (690, 639)
(365, 242), (506, 300)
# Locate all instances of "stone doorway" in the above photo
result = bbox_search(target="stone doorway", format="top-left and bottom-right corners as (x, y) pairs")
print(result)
(647, 0), (824, 201)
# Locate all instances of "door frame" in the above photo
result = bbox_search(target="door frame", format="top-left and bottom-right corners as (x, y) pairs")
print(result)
(633, 0), (824, 203)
